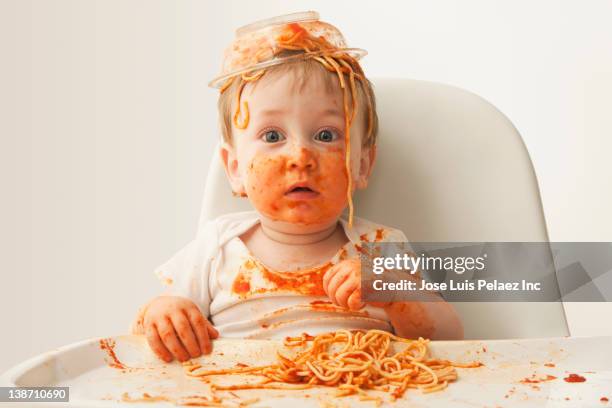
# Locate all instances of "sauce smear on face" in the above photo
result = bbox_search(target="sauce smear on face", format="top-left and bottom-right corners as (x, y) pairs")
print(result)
(246, 148), (348, 226)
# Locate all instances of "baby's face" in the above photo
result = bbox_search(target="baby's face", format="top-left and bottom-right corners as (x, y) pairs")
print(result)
(221, 69), (374, 231)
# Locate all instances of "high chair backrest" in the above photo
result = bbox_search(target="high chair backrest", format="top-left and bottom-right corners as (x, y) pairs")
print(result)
(198, 78), (569, 339)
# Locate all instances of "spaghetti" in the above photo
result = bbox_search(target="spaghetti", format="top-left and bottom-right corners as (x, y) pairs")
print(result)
(184, 330), (482, 405)
(218, 21), (375, 228)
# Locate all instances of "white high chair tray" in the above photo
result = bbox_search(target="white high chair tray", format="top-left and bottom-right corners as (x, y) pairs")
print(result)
(1, 335), (610, 407)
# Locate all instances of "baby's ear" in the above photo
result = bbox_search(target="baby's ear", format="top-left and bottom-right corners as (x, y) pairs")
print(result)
(220, 142), (246, 197)
(355, 144), (377, 190)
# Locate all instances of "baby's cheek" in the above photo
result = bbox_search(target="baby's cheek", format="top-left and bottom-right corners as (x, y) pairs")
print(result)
(245, 155), (287, 215)
(316, 149), (349, 208)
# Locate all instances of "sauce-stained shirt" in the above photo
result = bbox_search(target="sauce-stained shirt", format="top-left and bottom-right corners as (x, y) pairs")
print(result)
(155, 211), (408, 339)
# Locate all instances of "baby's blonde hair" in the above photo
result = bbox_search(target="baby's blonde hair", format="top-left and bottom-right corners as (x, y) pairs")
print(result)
(217, 59), (378, 148)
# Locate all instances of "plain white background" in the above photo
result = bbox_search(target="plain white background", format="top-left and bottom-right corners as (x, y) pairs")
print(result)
(1, 0), (611, 373)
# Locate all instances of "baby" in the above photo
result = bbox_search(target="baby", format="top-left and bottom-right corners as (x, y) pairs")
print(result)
(131, 13), (463, 363)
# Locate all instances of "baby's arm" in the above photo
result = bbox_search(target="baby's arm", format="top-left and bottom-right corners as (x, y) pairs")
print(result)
(379, 297), (464, 340)
(132, 222), (219, 362)
(323, 259), (464, 340)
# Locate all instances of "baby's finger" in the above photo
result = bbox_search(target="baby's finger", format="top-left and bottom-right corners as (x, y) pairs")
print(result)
(322, 265), (341, 295)
(206, 321), (220, 339)
(347, 289), (365, 311)
(171, 313), (201, 358)
(187, 309), (212, 354)
(335, 278), (360, 308)
(145, 324), (172, 362)
(157, 318), (190, 362)
(327, 268), (351, 304)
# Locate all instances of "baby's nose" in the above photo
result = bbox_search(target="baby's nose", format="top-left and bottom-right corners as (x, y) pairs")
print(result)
(286, 147), (317, 171)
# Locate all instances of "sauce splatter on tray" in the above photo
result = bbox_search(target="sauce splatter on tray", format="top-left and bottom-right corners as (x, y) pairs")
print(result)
(99, 338), (127, 370)
(563, 373), (586, 383)
(520, 374), (557, 384)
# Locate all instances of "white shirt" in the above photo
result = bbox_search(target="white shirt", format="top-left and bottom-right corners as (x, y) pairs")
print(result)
(155, 211), (408, 339)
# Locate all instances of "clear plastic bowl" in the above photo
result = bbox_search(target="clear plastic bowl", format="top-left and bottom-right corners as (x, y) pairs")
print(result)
(209, 11), (367, 88)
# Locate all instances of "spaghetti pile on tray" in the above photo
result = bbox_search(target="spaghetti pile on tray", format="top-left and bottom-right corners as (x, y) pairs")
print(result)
(184, 329), (482, 405)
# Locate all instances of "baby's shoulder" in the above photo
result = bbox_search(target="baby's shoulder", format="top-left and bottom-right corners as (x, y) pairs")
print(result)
(348, 216), (408, 244)
(198, 211), (260, 248)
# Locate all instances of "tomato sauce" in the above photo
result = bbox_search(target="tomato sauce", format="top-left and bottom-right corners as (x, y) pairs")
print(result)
(520, 374), (557, 384)
(99, 338), (127, 370)
(563, 373), (586, 383)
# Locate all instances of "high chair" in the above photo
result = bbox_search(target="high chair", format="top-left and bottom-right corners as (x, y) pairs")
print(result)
(197, 78), (569, 339)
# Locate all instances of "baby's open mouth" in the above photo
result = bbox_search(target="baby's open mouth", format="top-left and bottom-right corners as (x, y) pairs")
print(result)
(290, 186), (314, 193)
(285, 184), (319, 199)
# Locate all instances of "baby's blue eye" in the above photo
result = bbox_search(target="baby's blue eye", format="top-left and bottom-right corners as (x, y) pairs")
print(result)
(262, 130), (285, 143)
(314, 129), (337, 143)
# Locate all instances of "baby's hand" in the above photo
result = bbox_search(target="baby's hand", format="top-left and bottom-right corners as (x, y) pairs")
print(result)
(143, 296), (219, 363)
(323, 259), (365, 311)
